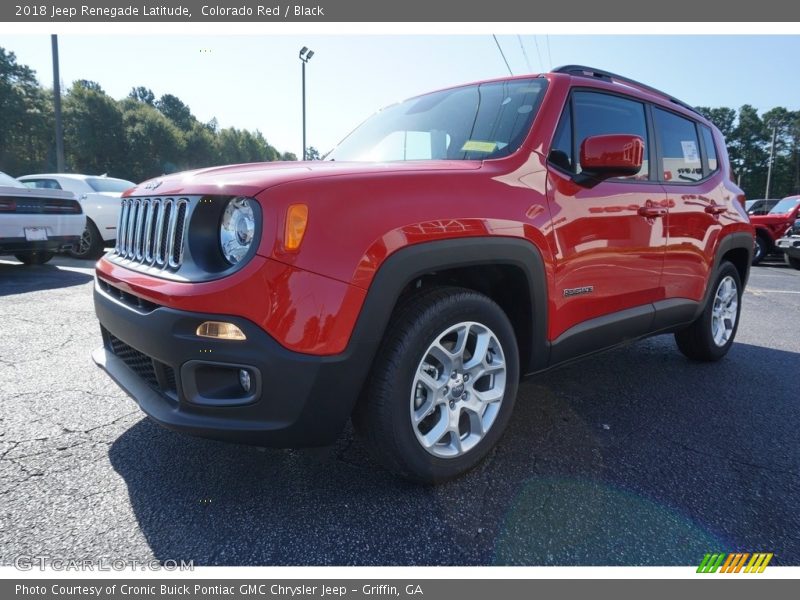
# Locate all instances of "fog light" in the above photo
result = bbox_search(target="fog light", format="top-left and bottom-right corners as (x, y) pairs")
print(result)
(239, 369), (251, 393)
(196, 321), (246, 340)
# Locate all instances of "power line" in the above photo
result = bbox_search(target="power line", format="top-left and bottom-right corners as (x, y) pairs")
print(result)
(492, 34), (513, 75)
(545, 35), (553, 70)
(517, 35), (533, 73)
(532, 36), (545, 73)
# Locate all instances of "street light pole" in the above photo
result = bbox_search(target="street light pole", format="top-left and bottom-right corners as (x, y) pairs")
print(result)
(298, 47), (314, 161)
(51, 35), (65, 172)
(765, 126), (777, 200)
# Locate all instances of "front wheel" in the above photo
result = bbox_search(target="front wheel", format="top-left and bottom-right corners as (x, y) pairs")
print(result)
(675, 261), (742, 361)
(353, 287), (519, 483)
(752, 235), (768, 265)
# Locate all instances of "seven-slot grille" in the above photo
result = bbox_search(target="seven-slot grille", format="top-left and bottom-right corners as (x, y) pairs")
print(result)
(115, 197), (190, 269)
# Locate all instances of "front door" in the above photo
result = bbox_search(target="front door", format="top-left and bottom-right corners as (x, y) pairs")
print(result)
(545, 90), (668, 353)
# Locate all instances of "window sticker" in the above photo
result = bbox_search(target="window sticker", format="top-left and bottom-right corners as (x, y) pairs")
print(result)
(461, 140), (498, 153)
(681, 140), (700, 164)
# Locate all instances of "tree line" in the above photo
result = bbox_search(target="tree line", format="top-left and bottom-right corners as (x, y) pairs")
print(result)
(2, 45), (799, 198)
(696, 105), (800, 199)
(0, 47), (296, 183)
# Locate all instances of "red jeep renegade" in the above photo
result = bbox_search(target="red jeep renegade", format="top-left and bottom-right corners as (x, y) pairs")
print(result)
(93, 66), (753, 482)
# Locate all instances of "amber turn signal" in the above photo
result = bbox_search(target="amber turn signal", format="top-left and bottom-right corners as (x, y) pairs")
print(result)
(284, 204), (309, 251)
(196, 321), (247, 341)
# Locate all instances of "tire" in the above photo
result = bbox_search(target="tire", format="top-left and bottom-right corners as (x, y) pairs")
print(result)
(68, 219), (105, 260)
(675, 261), (742, 362)
(751, 234), (769, 265)
(784, 253), (800, 270)
(353, 286), (520, 483)
(14, 250), (54, 265)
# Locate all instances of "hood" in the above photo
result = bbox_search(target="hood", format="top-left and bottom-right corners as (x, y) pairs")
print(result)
(0, 185), (76, 201)
(126, 160), (482, 198)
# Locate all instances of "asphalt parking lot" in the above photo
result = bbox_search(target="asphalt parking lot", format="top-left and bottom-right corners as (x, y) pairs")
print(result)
(1, 253), (798, 566)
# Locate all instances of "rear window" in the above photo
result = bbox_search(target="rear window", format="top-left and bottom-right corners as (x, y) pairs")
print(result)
(653, 108), (703, 183)
(21, 178), (62, 190)
(700, 125), (718, 173)
(328, 79), (548, 162)
(87, 177), (135, 193)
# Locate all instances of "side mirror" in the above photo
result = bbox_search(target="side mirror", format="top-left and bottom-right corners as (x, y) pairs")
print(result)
(577, 134), (645, 186)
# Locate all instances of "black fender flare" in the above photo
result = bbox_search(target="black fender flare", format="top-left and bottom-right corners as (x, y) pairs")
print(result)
(695, 231), (754, 319)
(344, 237), (550, 377)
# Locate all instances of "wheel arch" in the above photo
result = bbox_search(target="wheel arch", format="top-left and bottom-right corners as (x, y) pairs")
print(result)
(346, 237), (550, 380)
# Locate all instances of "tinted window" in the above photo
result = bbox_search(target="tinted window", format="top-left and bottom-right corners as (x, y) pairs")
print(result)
(572, 92), (649, 180)
(654, 108), (703, 183)
(701, 125), (718, 172)
(548, 105), (573, 172)
(86, 177), (135, 193)
(328, 79), (548, 162)
(21, 178), (62, 190)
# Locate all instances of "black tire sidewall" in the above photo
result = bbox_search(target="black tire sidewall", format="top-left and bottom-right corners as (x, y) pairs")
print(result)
(752, 236), (767, 264)
(379, 292), (519, 482)
(69, 219), (103, 259)
(699, 262), (743, 359)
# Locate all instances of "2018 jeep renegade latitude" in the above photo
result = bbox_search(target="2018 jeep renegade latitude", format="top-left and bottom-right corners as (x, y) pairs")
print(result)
(92, 66), (754, 482)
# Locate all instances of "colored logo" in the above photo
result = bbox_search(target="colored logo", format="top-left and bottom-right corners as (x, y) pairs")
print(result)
(697, 552), (773, 573)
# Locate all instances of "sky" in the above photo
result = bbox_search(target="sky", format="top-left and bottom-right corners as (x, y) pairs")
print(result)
(3, 35), (800, 158)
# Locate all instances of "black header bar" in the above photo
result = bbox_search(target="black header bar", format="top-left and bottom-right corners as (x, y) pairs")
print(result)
(2, 0), (800, 22)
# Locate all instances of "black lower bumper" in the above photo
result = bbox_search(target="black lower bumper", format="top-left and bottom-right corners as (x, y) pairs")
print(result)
(92, 281), (369, 447)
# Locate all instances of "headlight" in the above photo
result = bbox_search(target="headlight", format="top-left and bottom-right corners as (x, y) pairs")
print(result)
(220, 197), (256, 264)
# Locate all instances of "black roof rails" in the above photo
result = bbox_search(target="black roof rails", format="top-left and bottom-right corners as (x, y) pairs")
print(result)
(551, 65), (700, 116)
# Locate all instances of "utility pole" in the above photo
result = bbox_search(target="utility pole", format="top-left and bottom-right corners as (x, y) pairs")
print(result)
(51, 35), (65, 172)
(765, 125), (777, 199)
(298, 47), (314, 161)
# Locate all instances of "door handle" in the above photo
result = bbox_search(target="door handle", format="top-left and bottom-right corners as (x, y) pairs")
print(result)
(705, 205), (727, 215)
(638, 205), (667, 218)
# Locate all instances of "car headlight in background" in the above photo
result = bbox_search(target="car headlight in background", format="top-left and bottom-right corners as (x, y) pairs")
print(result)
(220, 197), (256, 264)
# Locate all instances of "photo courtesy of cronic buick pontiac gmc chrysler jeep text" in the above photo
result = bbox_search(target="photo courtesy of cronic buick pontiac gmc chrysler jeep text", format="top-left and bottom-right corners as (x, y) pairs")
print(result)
(91, 66), (754, 482)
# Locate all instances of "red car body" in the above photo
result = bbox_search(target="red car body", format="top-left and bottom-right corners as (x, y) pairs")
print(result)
(92, 68), (753, 451)
(750, 196), (800, 262)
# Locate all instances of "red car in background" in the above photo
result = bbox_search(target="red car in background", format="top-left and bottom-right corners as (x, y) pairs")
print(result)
(750, 195), (800, 264)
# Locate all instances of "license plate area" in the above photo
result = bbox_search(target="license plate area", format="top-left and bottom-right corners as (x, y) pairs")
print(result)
(24, 227), (48, 241)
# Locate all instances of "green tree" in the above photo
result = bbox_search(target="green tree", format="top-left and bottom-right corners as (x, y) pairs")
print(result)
(156, 93), (194, 131)
(129, 86), (155, 106)
(63, 80), (126, 175)
(0, 47), (53, 175)
(120, 98), (184, 181)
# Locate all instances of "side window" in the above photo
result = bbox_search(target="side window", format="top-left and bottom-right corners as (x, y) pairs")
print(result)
(572, 91), (650, 180)
(700, 125), (718, 173)
(23, 179), (62, 190)
(548, 104), (573, 172)
(654, 108), (703, 183)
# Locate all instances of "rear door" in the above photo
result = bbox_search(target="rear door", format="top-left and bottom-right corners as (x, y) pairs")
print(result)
(545, 90), (669, 354)
(655, 108), (726, 308)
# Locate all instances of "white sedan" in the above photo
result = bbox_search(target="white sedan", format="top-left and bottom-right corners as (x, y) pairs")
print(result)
(0, 171), (85, 265)
(18, 173), (135, 259)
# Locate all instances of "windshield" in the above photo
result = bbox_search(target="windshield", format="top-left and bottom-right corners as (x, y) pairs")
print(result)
(0, 171), (25, 188)
(327, 79), (548, 162)
(768, 197), (800, 214)
(87, 177), (135, 193)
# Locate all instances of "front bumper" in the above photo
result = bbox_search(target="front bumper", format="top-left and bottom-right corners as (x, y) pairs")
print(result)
(92, 279), (367, 447)
(776, 236), (800, 258)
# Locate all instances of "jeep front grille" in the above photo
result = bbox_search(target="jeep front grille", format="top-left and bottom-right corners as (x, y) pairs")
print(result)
(115, 197), (190, 269)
